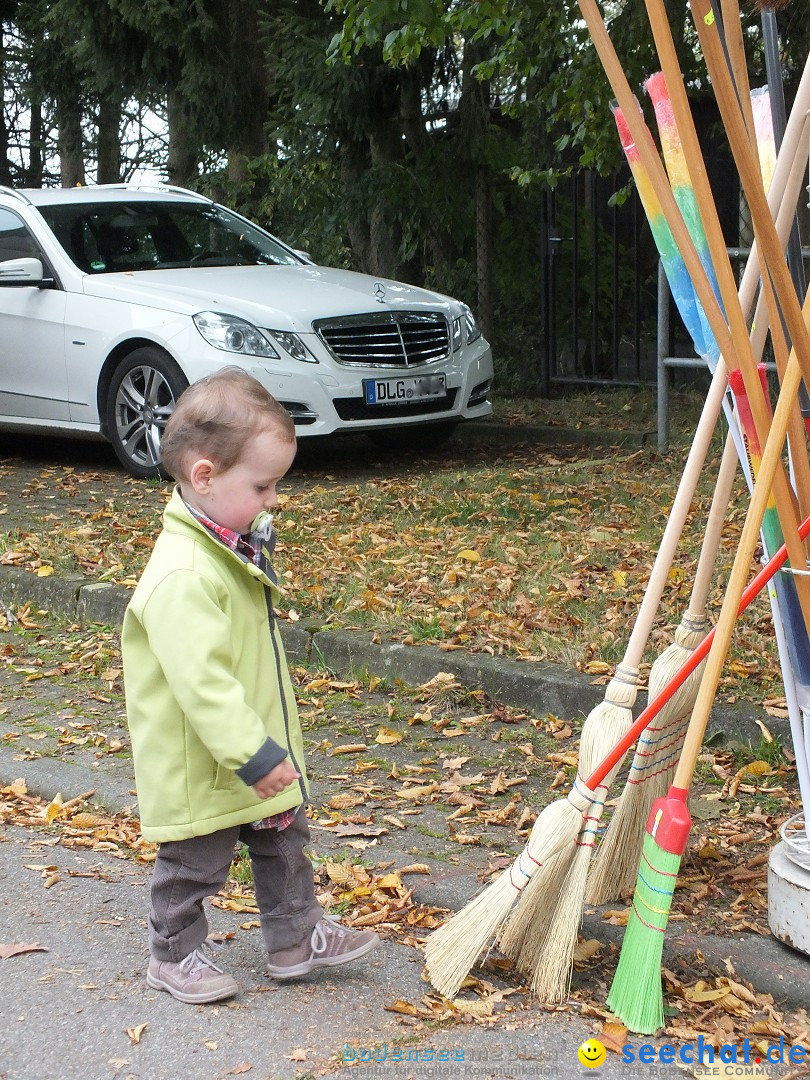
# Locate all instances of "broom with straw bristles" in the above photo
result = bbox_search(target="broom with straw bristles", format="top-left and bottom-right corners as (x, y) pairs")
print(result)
(493, 88), (741, 982)
(425, 506), (810, 999)
(607, 0), (810, 1030)
(607, 346), (809, 1034)
(506, 430), (743, 999)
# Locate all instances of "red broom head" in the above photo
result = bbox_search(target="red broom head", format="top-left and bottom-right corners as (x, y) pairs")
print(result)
(752, 0), (790, 10)
(645, 786), (692, 856)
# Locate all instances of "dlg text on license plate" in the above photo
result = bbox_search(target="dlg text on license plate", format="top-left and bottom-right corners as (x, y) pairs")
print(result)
(363, 374), (446, 405)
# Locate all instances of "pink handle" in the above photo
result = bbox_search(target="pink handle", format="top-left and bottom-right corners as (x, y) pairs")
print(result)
(586, 510), (810, 789)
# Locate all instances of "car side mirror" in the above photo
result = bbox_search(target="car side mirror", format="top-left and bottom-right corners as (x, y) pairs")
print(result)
(0, 257), (45, 286)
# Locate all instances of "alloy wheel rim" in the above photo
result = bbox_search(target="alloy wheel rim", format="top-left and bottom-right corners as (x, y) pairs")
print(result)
(114, 365), (176, 468)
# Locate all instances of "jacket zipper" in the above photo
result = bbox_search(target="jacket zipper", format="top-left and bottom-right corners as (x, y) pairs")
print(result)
(264, 587), (307, 802)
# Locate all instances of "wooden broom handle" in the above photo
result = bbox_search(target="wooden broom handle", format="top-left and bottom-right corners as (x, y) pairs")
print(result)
(620, 363), (728, 670)
(586, 501), (810, 790)
(674, 348), (806, 789)
(686, 428), (740, 618)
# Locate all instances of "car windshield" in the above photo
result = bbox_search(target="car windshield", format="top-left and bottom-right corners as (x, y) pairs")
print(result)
(37, 200), (303, 274)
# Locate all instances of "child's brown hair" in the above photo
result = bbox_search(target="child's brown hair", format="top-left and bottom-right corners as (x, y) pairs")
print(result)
(161, 366), (295, 482)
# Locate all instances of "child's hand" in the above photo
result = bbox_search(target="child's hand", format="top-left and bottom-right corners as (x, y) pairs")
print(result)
(252, 758), (300, 799)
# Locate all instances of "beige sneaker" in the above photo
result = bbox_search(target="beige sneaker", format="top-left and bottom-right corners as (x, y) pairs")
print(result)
(267, 915), (380, 979)
(147, 946), (239, 1003)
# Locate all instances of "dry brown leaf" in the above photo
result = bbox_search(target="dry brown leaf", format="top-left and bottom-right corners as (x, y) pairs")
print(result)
(126, 1024), (148, 1045)
(327, 793), (364, 810)
(450, 998), (494, 1017)
(0, 942), (48, 959)
(384, 998), (422, 1017)
(222, 1065), (252, 1076)
(375, 726), (403, 745)
(330, 744), (369, 756)
(598, 1021), (628, 1055)
(573, 938), (603, 966)
(601, 908), (630, 926)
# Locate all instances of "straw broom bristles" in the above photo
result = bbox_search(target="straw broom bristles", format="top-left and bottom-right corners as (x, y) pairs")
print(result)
(497, 847), (573, 966)
(493, 669), (636, 975)
(529, 793), (604, 1001)
(423, 776), (597, 998)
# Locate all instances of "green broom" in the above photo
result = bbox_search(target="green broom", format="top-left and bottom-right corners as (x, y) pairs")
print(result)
(607, 349), (807, 1034)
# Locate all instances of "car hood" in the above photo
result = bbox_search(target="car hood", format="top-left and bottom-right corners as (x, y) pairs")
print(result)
(81, 264), (460, 332)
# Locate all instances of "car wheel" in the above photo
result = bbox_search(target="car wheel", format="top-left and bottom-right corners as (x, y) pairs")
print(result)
(367, 420), (459, 453)
(106, 348), (189, 479)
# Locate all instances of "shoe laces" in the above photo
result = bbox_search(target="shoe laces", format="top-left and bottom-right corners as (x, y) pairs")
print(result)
(311, 915), (349, 956)
(179, 947), (225, 978)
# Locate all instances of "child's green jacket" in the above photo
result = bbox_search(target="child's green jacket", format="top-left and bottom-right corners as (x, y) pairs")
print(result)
(122, 490), (308, 842)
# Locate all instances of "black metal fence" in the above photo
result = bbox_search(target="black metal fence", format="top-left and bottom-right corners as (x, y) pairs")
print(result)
(538, 168), (659, 394)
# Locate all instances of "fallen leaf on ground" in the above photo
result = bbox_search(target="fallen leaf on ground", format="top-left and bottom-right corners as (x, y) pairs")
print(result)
(0, 942), (48, 959)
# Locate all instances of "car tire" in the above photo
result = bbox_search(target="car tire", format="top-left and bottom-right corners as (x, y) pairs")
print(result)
(105, 348), (189, 479)
(366, 420), (459, 453)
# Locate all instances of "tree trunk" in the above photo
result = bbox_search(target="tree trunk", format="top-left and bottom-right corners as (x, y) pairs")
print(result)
(57, 93), (85, 188)
(475, 167), (494, 342)
(460, 41), (493, 334)
(340, 137), (372, 271)
(0, 22), (13, 185)
(96, 92), (122, 184)
(27, 95), (43, 186)
(367, 114), (403, 277)
(226, 0), (270, 162)
(166, 85), (199, 187)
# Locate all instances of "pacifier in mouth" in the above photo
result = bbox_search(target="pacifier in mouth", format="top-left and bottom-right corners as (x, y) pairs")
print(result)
(250, 511), (275, 540)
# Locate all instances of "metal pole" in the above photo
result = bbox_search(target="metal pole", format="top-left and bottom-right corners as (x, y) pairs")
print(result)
(657, 259), (670, 452)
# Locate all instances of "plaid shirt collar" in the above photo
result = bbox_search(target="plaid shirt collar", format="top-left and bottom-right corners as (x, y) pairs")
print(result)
(184, 499), (276, 582)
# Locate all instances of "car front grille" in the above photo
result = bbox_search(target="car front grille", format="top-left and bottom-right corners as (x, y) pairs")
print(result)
(315, 312), (450, 367)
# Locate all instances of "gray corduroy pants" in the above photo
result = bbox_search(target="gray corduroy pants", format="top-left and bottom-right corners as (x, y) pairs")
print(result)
(148, 806), (323, 962)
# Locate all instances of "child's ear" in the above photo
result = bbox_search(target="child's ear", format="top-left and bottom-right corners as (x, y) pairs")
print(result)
(188, 458), (215, 494)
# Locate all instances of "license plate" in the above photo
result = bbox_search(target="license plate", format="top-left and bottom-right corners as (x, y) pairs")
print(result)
(363, 374), (446, 405)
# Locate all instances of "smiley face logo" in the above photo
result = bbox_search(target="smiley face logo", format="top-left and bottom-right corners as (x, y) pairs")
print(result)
(577, 1039), (607, 1068)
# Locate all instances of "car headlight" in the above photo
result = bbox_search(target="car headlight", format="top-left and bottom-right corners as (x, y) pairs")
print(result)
(452, 317), (463, 352)
(268, 330), (318, 364)
(193, 311), (279, 358)
(463, 305), (482, 344)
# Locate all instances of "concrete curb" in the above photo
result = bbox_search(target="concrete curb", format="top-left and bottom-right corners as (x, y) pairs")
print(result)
(455, 420), (657, 449)
(0, 564), (783, 750)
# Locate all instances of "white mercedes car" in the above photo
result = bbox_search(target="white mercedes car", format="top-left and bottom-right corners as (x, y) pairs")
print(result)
(0, 184), (493, 477)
